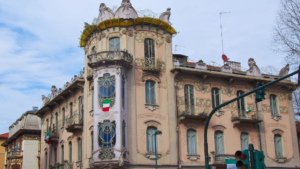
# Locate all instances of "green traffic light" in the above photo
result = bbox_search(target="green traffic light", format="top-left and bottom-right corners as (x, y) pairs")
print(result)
(253, 150), (266, 169)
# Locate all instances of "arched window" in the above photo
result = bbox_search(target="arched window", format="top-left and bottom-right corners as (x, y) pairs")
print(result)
(45, 152), (48, 169)
(237, 91), (246, 117)
(61, 145), (64, 163)
(62, 108), (65, 127)
(274, 134), (283, 157)
(214, 131), (224, 155)
(78, 138), (82, 161)
(68, 142), (72, 162)
(69, 102), (73, 117)
(212, 88), (220, 108)
(109, 37), (120, 51)
(270, 95), (278, 117)
(187, 129), (197, 154)
(241, 132), (249, 150)
(147, 127), (157, 153)
(184, 85), (195, 114)
(145, 81), (156, 104)
(98, 121), (116, 160)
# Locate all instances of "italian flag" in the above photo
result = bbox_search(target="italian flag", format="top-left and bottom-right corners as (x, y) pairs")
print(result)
(246, 109), (252, 114)
(103, 99), (110, 111)
(225, 158), (238, 169)
(45, 132), (50, 144)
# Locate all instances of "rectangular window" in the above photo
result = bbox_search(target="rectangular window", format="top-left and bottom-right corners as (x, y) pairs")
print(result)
(54, 148), (57, 164)
(122, 121), (126, 147)
(46, 119), (49, 132)
(70, 103), (73, 117)
(187, 129), (197, 154)
(78, 97), (82, 117)
(214, 131), (224, 154)
(91, 88), (94, 110)
(55, 113), (58, 133)
(45, 153), (48, 169)
(145, 81), (156, 104)
(91, 132), (94, 156)
(270, 95), (278, 117)
(184, 85), (195, 115)
(122, 77), (125, 108)
(109, 37), (120, 51)
(62, 109), (65, 127)
(144, 38), (155, 58)
(78, 139), (82, 161)
(237, 91), (246, 117)
(212, 88), (220, 109)
(61, 145), (64, 164)
(274, 135), (283, 157)
(147, 127), (157, 153)
(69, 142), (72, 163)
(241, 133), (249, 151)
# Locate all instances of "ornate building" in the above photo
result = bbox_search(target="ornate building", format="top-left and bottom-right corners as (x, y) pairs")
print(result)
(1, 108), (41, 169)
(35, 0), (300, 169)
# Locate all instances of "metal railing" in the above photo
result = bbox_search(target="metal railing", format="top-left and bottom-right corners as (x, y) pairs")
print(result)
(231, 109), (258, 121)
(7, 151), (23, 158)
(141, 57), (162, 71)
(214, 154), (235, 164)
(177, 105), (210, 116)
(87, 50), (133, 64)
(65, 113), (83, 127)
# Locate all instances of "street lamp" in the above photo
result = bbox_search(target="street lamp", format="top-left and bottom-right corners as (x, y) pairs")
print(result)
(154, 130), (162, 169)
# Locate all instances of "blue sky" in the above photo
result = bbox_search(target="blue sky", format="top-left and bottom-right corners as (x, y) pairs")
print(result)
(0, 0), (284, 134)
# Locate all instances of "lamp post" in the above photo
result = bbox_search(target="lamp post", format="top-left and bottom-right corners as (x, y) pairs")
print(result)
(154, 130), (162, 169)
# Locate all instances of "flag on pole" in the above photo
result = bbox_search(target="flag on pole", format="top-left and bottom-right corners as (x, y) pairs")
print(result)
(225, 158), (238, 169)
(45, 132), (50, 144)
(103, 99), (110, 111)
(246, 109), (252, 114)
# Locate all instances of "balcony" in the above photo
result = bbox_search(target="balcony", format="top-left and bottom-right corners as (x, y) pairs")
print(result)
(65, 113), (83, 133)
(49, 163), (64, 169)
(141, 57), (163, 72)
(177, 105), (209, 121)
(87, 50), (133, 69)
(7, 151), (23, 159)
(210, 152), (235, 165)
(231, 109), (262, 125)
(46, 125), (59, 143)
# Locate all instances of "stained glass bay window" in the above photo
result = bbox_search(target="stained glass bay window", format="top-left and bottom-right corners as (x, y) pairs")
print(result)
(98, 74), (116, 108)
(98, 120), (116, 160)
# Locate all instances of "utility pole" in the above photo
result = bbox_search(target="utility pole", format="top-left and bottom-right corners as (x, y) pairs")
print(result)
(219, 11), (231, 54)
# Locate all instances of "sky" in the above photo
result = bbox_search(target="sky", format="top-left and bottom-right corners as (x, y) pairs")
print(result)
(0, 0), (285, 134)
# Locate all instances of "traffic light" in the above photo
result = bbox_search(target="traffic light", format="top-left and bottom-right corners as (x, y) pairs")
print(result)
(253, 150), (266, 169)
(255, 83), (266, 103)
(235, 150), (249, 169)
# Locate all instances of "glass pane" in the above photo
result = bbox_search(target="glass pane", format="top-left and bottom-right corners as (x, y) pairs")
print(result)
(215, 131), (224, 154)
(241, 133), (249, 150)
(62, 109), (65, 126)
(187, 129), (197, 154)
(109, 38), (120, 51)
(145, 81), (156, 104)
(61, 146), (64, 163)
(144, 38), (155, 58)
(274, 135), (283, 157)
(147, 127), (156, 153)
(78, 139), (82, 160)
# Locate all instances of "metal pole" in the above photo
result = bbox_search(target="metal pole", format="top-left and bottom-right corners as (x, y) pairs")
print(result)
(249, 144), (255, 169)
(204, 69), (299, 169)
(155, 134), (157, 169)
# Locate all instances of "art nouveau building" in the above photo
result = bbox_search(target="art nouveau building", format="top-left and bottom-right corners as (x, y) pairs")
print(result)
(35, 0), (300, 169)
(1, 108), (41, 169)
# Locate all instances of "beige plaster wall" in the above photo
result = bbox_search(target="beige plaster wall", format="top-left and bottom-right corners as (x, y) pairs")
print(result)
(22, 140), (39, 169)
(0, 138), (6, 169)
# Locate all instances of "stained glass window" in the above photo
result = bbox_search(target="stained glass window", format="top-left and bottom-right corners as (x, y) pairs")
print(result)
(274, 134), (283, 157)
(98, 74), (116, 108)
(145, 81), (156, 104)
(98, 121), (116, 160)
(147, 127), (157, 153)
(185, 85), (195, 115)
(109, 38), (120, 51)
(212, 88), (220, 108)
(270, 95), (278, 117)
(187, 129), (197, 154)
(241, 132), (249, 150)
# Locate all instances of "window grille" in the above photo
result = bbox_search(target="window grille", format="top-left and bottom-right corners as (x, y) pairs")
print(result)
(184, 85), (195, 115)
(145, 81), (156, 104)
(187, 129), (197, 154)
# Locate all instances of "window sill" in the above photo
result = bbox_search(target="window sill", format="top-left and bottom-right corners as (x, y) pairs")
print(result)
(187, 154), (200, 161)
(276, 157), (287, 163)
(145, 104), (159, 111)
(146, 153), (161, 160)
(215, 110), (224, 117)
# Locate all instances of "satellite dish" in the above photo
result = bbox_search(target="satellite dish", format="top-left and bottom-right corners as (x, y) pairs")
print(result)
(222, 54), (228, 62)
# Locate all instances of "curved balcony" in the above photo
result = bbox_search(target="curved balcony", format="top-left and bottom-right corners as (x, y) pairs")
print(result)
(231, 109), (262, 125)
(65, 113), (83, 133)
(177, 105), (209, 121)
(141, 57), (163, 72)
(87, 50), (133, 69)
(7, 150), (23, 159)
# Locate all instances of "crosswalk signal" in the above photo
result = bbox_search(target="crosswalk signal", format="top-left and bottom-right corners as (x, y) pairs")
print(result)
(235, 150), (249, 169)
(253, 150), (266, 169)
(255, 83), (266, 103)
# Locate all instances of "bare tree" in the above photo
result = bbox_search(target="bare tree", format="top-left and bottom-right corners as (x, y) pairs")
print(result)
(261, 65), (279, 75)
(272, 0), (300, 70)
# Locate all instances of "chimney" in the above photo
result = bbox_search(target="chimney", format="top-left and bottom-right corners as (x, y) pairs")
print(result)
(33, 107), (38, 111)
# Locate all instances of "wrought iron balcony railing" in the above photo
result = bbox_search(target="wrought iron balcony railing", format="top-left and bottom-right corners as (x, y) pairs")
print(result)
(177, 105), (210, 121)
(65, 113), (83, 132)
(214, 154), (235, 164)
(141, 57), (162, 71)
(87, 50), (133, 68)
(45, 124), (59, 143)
(231, 109), (262, 124)
(7, 151), (23, 158)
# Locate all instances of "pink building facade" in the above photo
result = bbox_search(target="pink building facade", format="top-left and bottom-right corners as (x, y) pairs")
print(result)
(35, 1), (300, 169)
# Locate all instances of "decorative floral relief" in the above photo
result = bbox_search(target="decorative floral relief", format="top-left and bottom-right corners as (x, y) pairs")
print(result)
(278, 92), (287, 101)
(175, 80), (184, 90)
(135, 32), (164, 46)
(95, 111), (118, 123)
(226, 102), (237, 108)
(177, 97), (184, 105)
(262, 105), (270, 112)
(279, 107), (288, 114)
(220, 85), (236, 97)
(135, 59), (143, 67)
(245, 88), (253, 98)
(194, 82), (211, 93)
(196, 99), (211, 106)
(247, 104), (254, 111)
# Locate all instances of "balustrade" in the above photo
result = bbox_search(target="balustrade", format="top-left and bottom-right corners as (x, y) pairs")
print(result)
(87, 50), (133, 68)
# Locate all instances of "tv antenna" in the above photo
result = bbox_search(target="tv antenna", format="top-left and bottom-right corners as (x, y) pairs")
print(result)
(174, 45), (185, 53)
(219, 11), (231, 55)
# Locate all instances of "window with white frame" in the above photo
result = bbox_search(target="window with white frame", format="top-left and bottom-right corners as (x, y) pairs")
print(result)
(214, 131), (224, 155)
(147, 127), (157, 153)
(187, 129), (197, 154)
(274, 134), (283, 157)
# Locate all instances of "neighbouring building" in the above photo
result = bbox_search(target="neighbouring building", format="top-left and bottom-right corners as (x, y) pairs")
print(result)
(1, 108), (41, 169)
(296, 122), (300, 157)
(0, 133), (8, 169)
(34, 0), (300, 169)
